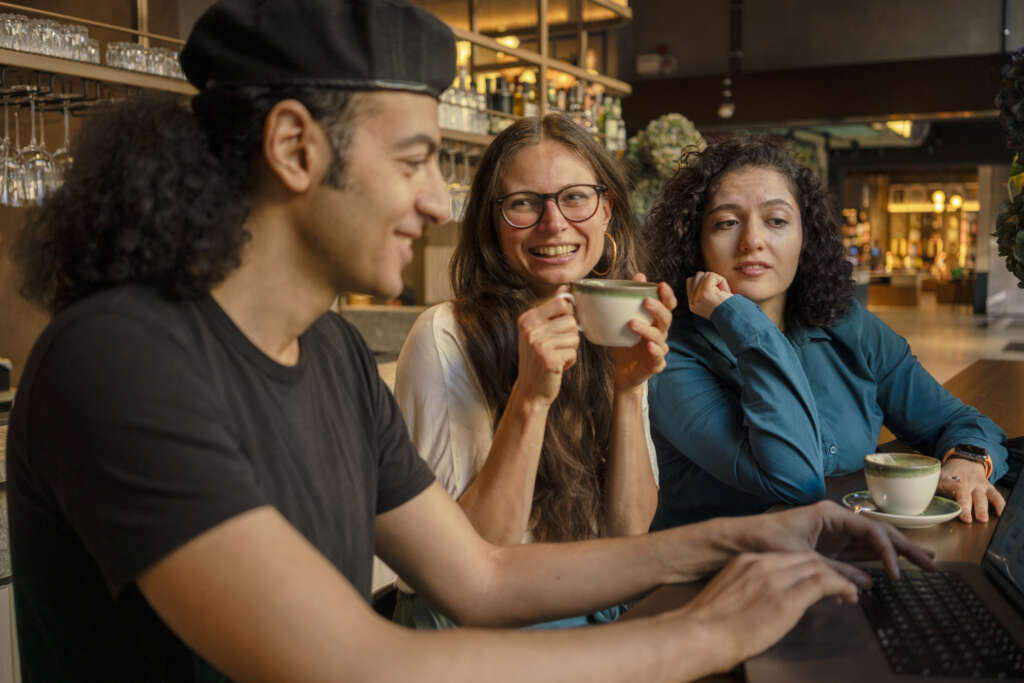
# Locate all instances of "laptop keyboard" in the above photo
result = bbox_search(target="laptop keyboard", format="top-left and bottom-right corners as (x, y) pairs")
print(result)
(861, 569), (1024, 678)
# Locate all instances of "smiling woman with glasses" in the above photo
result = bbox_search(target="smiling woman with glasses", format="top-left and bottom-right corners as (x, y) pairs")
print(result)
(391, 112), (676, 630)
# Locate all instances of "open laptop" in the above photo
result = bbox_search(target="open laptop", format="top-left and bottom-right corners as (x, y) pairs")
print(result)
(746, 472), (1024, 683)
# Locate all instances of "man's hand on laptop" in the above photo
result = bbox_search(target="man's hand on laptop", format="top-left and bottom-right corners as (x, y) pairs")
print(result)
(738, 500), (938, 585)
(678, 551), (861, 665)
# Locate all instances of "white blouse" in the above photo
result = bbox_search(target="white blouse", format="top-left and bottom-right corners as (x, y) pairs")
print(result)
(394, 302), (659, 508)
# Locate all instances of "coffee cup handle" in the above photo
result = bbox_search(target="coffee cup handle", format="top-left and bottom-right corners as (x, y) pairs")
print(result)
(555, 291), (584, 332)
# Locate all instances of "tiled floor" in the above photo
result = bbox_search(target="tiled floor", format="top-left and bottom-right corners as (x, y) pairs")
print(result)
(869, 293), (1024, 384)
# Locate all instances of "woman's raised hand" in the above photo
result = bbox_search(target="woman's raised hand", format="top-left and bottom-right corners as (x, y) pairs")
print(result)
(514, 286), (581, 405)
(610, 273), (677, 393)
(686, 270), (733, 320)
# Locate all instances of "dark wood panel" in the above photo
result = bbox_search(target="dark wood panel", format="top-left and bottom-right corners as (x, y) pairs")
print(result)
(623, 54), (1006, 131)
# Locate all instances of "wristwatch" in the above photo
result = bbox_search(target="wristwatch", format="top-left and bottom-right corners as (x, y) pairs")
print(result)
(942, 443), (993, 479)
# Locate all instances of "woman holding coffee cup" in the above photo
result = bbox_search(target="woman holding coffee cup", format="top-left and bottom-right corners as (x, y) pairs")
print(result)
(644, 137), (1008, 530)
(392, 113), (675, 628)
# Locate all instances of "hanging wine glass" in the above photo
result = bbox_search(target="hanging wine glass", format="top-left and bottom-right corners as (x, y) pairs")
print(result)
(50, 99), (73, 189)
(0, 100), (6, 205)
(20, 95), (53, 205)
(2, 101), (24, 207)
(38, 105), (59, 195)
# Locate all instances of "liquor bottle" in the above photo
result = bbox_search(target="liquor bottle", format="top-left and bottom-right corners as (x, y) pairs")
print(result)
(524, 81), (538, 118)
(456, 65), (471, 132)
(590, 90), (603, 135)
(547, 82), (558, 112)
(498, 76), (513, 130)
(615, 96), (627, 152)
(475, 76), (487, 135)
(581, 86), (595, 134)
(568, 83), (586, 128)
(488, 77), (502, 135)
(440, 76), (458, 131)
(604, 96), (619, 152)
(556, 87), (567, 113)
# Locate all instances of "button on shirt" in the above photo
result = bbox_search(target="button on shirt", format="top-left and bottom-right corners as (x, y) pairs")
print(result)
(648, 295), (1009, 529)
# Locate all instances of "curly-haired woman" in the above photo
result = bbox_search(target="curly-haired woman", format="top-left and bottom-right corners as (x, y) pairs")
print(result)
(644, 137), (1008, 529)
(392, 113), (676, 628)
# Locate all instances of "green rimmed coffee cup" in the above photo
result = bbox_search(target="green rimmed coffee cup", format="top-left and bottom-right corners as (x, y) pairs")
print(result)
(864, 453), (940, 515)
(556, 279), (658, 347)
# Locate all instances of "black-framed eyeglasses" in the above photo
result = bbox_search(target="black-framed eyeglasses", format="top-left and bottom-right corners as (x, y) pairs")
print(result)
(495, 183), (607, 229)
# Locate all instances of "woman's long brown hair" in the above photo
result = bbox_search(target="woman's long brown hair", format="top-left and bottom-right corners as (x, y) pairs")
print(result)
(450, 113), (645, 542)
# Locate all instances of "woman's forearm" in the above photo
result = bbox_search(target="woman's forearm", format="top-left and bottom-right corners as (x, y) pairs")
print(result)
(604, 386), (658, 536)
(678, 296), (827, 501)
(456, 379), (551, 545)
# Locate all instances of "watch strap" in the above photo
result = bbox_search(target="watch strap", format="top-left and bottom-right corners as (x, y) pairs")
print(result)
(942, 446), (993, 479)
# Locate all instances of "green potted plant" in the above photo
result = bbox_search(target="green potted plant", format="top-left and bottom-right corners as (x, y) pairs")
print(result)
(624, 113), (704, 222)
(996, 47), (1024, 288)
(995, 193), (1024, 289)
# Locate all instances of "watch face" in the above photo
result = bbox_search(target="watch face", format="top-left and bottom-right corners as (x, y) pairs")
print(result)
(957, 444), (988, 457)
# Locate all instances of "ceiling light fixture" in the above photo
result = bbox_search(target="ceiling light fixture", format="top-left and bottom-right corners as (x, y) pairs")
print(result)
(718, 77), (735, 119)
(719, 0), (743, 120)
(885, 120), (913, 138)
(495, 35), (520, 50)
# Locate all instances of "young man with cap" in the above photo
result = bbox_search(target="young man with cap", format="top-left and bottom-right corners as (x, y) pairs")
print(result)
(8, 1), (935, 681)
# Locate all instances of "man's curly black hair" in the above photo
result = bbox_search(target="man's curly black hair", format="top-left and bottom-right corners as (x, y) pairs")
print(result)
(645, 136), (854, 328)
(15, 86), (359, 314)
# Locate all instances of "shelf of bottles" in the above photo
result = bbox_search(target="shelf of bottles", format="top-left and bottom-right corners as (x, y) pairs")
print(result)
(0, 2), (631, 156)
(439, 65), (626, 154)
(431, 0), (632, 153)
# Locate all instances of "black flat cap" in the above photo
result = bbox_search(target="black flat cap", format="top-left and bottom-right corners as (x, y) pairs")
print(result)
(180, 0), (455, 97)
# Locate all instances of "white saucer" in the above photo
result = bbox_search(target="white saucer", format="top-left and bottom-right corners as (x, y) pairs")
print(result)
(841, 490), (961, 528)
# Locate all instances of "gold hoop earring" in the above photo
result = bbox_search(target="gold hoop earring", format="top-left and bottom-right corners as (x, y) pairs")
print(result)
(591, 231), (618, 277)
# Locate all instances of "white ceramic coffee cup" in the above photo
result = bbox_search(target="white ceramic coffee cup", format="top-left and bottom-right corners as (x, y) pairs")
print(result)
(863, 453), (941, 515)
(556, 279), (658, 347)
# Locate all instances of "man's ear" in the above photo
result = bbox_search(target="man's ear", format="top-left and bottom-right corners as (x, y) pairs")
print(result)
(261, 99), (330, 194)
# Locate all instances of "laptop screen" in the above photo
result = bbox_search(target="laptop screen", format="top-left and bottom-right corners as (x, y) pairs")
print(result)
(982, 473), (1024, 615)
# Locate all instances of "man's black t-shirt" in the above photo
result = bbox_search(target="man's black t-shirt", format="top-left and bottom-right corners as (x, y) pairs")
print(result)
(8, 286), (434, 681)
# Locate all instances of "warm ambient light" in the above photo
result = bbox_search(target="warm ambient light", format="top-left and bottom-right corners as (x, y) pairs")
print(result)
(455, 41), (472, 67)
(552, 71), (575, 89)
(886, 120), (913, 138)
(888, 201), (980, 213)
(496, 35), (521, 50)
(931, 190), (946, 205)
(718, 76), (735, 119)
(950, 194), (964, 209)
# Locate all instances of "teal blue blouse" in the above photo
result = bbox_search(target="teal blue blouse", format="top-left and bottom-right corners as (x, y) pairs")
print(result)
(648, 295), (1009, 529)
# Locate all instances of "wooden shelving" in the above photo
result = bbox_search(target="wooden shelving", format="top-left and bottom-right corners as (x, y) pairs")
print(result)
(450, 26), (630, 97)
(439, 127), (493, 146)
(0, 48), (195, 96)
(587, 0), (633, 20)
(0, 1), (631, 151)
